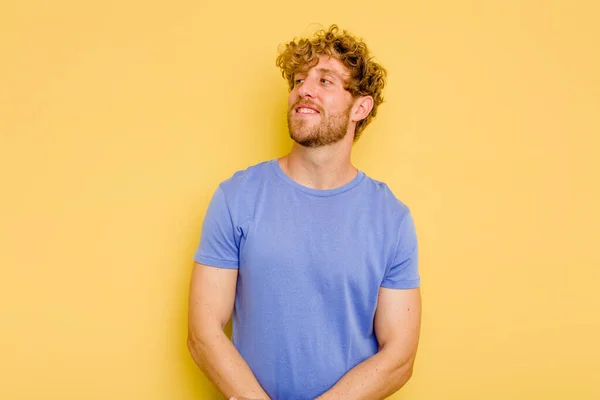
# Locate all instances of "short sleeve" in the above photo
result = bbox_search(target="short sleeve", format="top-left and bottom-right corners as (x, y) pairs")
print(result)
(381, 211), (420, 289)
(193, 186), (240, 269)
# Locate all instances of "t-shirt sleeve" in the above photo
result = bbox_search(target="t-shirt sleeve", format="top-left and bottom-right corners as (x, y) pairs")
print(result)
(193, 186), (240, 269)
(381, 210), (420, 289)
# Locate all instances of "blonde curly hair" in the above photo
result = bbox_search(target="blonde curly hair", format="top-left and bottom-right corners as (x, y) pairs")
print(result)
(276, 25), (387, 140)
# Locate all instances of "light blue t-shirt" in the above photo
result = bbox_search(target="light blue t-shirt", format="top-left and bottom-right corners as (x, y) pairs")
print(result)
(194, 159), (419, 400)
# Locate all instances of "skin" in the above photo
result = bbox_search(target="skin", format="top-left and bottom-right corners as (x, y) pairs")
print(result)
(282, 55), (371, 190)
(188, 55), (422, 400)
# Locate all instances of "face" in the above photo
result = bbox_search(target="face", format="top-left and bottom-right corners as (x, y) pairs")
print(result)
(287, 55), (355, 148)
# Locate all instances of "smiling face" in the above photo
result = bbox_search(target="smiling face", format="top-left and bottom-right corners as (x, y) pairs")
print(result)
(287, 55), (356, 148)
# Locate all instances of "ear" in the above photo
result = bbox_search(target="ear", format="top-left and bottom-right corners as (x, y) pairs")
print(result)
(351, 96), (374, 122)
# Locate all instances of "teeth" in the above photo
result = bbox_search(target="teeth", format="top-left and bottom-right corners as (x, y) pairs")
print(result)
(298, 108), (317, 114)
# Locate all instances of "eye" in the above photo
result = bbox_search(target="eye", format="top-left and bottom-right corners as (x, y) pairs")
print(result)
(294, 78), (305, 86)
(320, 78), (332, 84)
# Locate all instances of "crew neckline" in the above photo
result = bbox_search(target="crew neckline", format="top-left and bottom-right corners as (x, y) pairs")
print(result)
(269, 158), (365, 197)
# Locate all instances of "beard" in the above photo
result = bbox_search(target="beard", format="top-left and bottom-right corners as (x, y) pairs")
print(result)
(287, 104), (352, 148)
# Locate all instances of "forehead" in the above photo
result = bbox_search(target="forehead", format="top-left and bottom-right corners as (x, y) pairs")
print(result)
(297, 55), (350, 79)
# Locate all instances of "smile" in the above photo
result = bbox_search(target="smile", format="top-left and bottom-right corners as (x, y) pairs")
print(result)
(298, 108), (318, 114)
(295, 105), (320, 114)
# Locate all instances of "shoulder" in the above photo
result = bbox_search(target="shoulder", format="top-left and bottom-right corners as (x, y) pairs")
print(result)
(213, 160), (275, 218)
(218, 159), (273, 195)
(361, 174), (412, 220)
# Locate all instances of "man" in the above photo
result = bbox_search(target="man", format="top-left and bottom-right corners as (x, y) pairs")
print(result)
(187, 25), (421, 400)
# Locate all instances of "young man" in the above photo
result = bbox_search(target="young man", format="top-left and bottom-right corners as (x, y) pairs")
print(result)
(187, 25), (421, 400)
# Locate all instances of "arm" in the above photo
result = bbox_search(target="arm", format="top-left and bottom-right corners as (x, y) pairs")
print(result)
(187, 262), (270, 399)
(316, 287), (422, 400)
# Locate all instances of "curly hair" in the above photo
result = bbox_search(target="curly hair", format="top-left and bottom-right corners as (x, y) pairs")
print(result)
(276, 25), (387, 140)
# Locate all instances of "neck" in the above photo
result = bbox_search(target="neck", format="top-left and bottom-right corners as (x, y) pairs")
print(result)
(279, 132), (357, 190)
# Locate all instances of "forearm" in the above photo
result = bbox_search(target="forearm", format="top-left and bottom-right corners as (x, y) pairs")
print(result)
(316, 347), (414, 400)
(187, 328), (269, 399)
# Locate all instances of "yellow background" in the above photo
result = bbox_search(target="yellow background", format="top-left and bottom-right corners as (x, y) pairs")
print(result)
(1, 0), (598, 399)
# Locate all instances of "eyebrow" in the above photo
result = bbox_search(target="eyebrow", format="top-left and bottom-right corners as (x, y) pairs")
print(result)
(315, 68), (344, 79)
(296, 67), (345, 80)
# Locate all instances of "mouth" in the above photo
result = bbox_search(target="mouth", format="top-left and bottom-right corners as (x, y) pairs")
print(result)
(294, 105), (320, 115)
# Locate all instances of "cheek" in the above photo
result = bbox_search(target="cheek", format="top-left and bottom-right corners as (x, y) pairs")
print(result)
(323, 96), (344, 114)
(288, 92), (299, 108)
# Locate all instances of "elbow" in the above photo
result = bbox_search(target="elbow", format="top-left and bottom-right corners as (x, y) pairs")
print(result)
(384, 350), (416, 390)
(187, 326), (198, 348)
(395, 357), (416, 387)
(187, 329), (207, 352)
(187, 331), (206, 363)
(186, 334), (196, 353)
(186, 334), (198, 358)
(403, 365), (414, 382)
(187, 324), (223, 368)
(187, 333), (212, 373)
(380, 343), (416, 378)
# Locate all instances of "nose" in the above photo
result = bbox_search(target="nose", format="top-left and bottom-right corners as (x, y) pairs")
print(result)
(297, 76), (317, 98)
